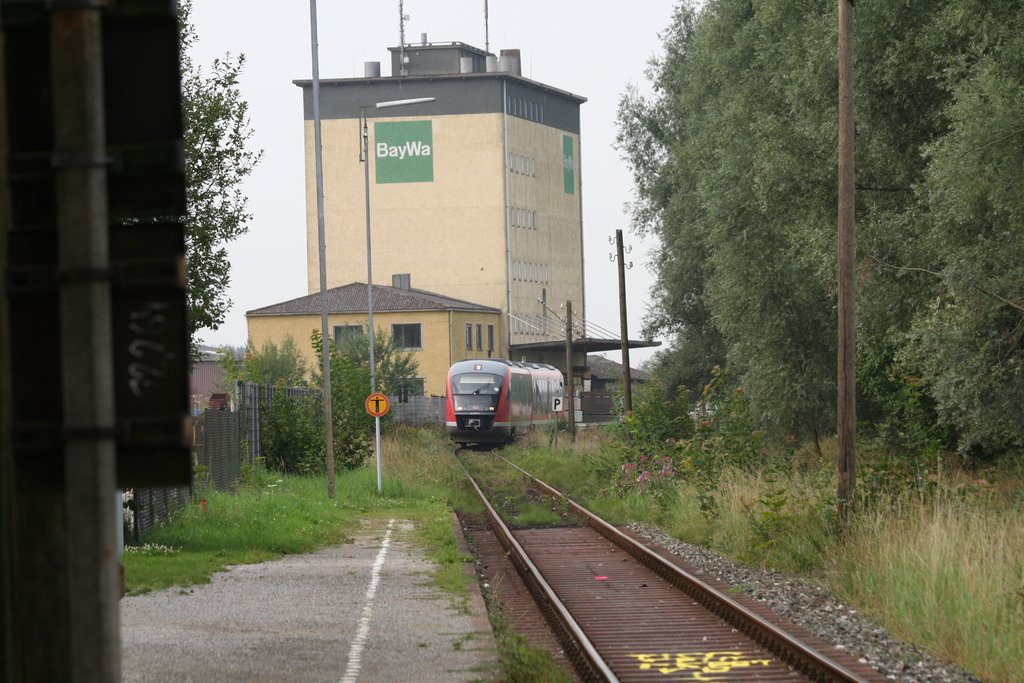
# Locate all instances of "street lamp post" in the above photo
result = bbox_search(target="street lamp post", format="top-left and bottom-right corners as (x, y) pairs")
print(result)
(360, 97), (435, 493)
(308, 0), (335, 498)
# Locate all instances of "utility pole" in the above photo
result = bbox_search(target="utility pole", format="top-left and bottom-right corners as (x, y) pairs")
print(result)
(615, 230), (633, 416)
(4, 3), (188, 677)
(0, 23), (16, 683)
(54, 5), (123, 675)
(837, 0), (857, 529)
(565, 300), (576, 443)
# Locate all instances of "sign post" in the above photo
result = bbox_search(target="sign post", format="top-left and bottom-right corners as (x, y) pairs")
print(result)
(365, 393), (390, 493)
(551, 396), (563, 447)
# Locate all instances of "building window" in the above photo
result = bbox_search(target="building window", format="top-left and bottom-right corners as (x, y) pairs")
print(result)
(476, 324), (483, 351)
(397, 377), (425, 403)
(334, 324), (364, 345)
(466, 323), (473, 350)
(392, 323), (422, 350)
(487, 325), (494, 353)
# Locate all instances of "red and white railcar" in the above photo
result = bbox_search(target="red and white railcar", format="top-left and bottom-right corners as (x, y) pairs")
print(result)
(445, 359), (563, 445)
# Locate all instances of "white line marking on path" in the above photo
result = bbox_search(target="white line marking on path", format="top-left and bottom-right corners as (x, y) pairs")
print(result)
(340, 519), (395, 683)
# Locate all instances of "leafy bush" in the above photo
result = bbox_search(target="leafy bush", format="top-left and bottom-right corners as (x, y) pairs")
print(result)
(615, 377), (695, 457)
(220, 336), (324, 474)
(259, 390), (324, 474)
(310, 330), (380, 470)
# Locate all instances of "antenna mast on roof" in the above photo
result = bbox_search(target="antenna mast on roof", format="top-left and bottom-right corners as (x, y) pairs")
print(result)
(484, 0), (490, 54)
(399, 0), (410, 76)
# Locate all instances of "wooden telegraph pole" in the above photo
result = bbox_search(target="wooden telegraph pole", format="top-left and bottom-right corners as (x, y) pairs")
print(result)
(615, 230), (633, 417)
(837, 0), (857, 529)
(565, 300), (576, 443)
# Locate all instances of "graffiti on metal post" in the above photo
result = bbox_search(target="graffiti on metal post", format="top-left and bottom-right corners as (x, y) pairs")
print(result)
(126, 301), (175, 399)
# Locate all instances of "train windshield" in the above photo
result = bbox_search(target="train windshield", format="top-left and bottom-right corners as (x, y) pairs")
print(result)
(451, 372), (503, 395)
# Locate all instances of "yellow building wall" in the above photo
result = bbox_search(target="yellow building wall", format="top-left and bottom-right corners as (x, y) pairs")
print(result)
(247, 309), (501, 397)
(304, 113), (508, 316)
(303, 109), (584, 357)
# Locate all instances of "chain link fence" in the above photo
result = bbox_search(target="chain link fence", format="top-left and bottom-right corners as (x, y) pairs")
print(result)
(390, 396), (446, 424)
(195, 409), (242, 491)
(125, 409), (243, 543)
(124, 486), (192, 544)
(235, 381), (320, 464)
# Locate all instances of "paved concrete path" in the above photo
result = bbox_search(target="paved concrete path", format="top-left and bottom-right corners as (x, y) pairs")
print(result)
(121, 517), (500, 682)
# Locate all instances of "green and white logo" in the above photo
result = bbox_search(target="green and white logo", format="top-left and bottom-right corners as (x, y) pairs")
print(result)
(374, 120), (434, 184)
(562, 135), (574, 194)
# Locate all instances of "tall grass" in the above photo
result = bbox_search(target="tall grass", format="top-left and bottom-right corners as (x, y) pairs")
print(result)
(665, 466), (835, 572)
(829, 496), (1024, 682)
(663, 464), (1024, 682)
(146, 475), (355, 553)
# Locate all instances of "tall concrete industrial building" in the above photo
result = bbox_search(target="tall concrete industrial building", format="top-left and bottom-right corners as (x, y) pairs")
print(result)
(294, 39), (587, 361)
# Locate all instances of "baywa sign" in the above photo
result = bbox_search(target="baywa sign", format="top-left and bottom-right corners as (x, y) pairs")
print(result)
(375, 120), (433, 184)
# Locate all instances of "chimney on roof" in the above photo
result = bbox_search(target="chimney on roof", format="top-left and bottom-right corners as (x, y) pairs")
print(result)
(499, 49), (522, 76)
(392, 273), (411, 290)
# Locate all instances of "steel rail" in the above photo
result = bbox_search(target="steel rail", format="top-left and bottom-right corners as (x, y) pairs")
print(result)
(500, 457), (873, 683)
(454, 450), (618, 682)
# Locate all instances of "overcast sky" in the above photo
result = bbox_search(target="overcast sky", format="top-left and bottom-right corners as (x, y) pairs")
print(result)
(188, 1), (677, 366)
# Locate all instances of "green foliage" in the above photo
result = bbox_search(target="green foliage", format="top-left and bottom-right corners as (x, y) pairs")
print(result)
(828, 493), (1024, 683)
(220, 336), (309, 387)
(333, 326), (420, 397)
(259, 393), (325, 474)
(311, 329), (375, 470)
(656, 367), (767, 523)
(616, 0), (1024, 462)
(616, 377), (695, 457)
(124, 475), (356, 593)
(606, 367), (767, 521)
(220, 338), (322, 474)
(689, 367), (764, 472)
(179, 1), (263, 346)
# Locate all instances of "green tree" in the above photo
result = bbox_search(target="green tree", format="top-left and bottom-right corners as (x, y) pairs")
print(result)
(617, 0), (838, 444)
(220, 337), (321, 473)
(179, 0), (263, 346)
(221, 336), (309, 387)
(616, 0), (1023, 462)
(311, 331), (375, 470)
(334, 327), (420, 397)
(900, 3), (1024, 459)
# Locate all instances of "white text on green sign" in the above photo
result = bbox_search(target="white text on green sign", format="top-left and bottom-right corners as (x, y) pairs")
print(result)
(375, 120), (434, 184)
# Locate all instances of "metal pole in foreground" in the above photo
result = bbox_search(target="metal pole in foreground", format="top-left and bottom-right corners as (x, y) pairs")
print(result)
(837, 0), (857, 529)
(309, 0), (335, 498)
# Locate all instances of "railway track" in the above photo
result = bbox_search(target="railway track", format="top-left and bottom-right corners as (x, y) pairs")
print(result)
(455, 449), (884, 682)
